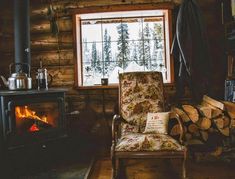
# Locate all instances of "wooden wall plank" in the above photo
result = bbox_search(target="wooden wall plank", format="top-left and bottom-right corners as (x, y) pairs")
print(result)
(31, 49), (74, 66)
(0, 0), (227, 118)
(31, 18), (72, 34)
(31, 32), (73, 51)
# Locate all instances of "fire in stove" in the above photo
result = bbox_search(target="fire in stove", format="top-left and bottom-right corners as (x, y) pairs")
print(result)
(15, 106), (53, 133)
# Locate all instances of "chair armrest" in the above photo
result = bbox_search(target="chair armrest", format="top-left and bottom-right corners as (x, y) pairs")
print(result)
(112, 114), (123, 146)
(170, 112), (186, 145)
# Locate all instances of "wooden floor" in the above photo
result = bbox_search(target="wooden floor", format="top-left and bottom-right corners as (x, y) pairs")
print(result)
(89, 157), (235, 179)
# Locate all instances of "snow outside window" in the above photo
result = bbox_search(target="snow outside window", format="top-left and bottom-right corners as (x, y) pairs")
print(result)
(76, 10), (172, 86)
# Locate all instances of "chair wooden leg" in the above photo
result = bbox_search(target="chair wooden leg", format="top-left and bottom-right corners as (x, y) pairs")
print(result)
(118, 159), (126, 179)
(111, 155), (117, 179)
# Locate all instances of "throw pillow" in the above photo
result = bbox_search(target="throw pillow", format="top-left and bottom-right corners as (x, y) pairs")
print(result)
(143, 112), (170, 134)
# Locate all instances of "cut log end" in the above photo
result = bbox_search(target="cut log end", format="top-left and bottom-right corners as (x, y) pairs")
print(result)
(182, 105), (199, 123)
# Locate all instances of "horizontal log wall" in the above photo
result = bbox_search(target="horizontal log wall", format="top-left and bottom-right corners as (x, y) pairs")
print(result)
(0, 0), (226, 124)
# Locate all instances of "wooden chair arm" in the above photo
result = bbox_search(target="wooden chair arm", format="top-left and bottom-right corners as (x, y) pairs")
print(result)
(170, 112), (186, 145)
(112, 114), (122, 146)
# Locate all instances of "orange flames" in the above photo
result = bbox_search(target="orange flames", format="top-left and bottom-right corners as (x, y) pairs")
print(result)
(15, 106), (48, 132)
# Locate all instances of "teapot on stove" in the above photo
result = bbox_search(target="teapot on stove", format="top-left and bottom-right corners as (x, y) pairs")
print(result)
(0, 63), (32, 90)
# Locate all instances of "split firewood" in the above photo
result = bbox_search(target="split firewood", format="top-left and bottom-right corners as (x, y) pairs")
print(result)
(203, 95), (225, 110)
(170, 124), (181, 136)
(170, 123), (187, 136)
(208, 127), (218, 133)
(172, 107), (190, 122)
(228, 111), (235, 120)
(169, 111), (178, 119)
(197, 117), (211, 130)
(197, 105), (212, 119)
(201, 101), (223, 118)
(200, 131), (209, 142)
(223, 101), (235, 118)
(182, 105), (199, 123)
(217, 127), (230, 136)
(193, 131), (201, 137)
(210, 146), (223, 157)
(185, 133), (192, 141)
(188, 123), (199, 134)
(214, 117), (224, 129)
(223, 116), (230, 128)
(231, 119), (235, 128)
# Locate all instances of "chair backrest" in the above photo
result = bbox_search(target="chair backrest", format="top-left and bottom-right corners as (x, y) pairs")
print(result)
(119, 71), (165, 131)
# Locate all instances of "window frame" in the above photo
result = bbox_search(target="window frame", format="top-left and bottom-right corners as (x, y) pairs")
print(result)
(72, 3), (175, 88)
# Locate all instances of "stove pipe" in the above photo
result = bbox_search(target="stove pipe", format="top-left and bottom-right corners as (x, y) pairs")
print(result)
(14, 0), (31, 73)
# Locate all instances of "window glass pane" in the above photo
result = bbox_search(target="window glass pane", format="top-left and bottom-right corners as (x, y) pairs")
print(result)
(126, 18), (142, 41)
(108, 62), (123, 84)
(83, 62), (93, 86)
(101, 18), (121, 42)
(81, 21), (102, 43)
(82, 42), (92, 64)
(78, 10), (170, 86)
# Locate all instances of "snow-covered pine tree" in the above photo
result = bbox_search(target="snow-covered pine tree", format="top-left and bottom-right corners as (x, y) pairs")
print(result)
(152, 23), (164, 70)
(91, 42), (97, 70)
(103, 29), (112, 75)
(91, 42), (101, 73)
(131, 41), (138, 63)
(116, 23), (130, 69)
(82, 38), (88, 60)
(138, 22), (145, 67)
(143, 23), (151, 70)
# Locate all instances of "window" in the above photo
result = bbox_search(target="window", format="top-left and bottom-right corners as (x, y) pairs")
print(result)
(75, 9), (173, 86)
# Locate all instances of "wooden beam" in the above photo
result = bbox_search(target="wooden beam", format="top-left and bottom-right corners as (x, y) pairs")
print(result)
(70, 3), (175, 14)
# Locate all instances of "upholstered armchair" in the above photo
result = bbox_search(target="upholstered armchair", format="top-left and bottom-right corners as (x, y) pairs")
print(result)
(111, 71), (187, 179)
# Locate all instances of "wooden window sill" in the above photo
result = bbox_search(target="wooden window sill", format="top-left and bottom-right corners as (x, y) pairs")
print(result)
(74, 83), (174, 90)
(75, 84), (119, 90)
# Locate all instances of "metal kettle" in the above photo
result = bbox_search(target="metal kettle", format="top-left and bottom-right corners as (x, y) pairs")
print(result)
(0, 63), (32, 90)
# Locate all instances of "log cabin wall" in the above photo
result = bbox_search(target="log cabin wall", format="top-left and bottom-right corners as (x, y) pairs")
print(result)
(0, 0), (226, 121)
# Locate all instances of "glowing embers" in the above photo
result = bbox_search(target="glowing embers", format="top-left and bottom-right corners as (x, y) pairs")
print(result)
(15, 106), (52, 133)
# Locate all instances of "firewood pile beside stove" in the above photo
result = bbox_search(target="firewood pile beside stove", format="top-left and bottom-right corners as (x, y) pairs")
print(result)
(171, 95), (235, 160)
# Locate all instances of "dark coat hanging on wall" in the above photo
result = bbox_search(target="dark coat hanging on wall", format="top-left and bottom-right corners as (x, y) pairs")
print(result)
(171, 0), (211, 103)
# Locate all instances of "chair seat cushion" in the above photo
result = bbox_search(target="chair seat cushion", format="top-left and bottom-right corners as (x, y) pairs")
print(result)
(115, 133), (185, 152)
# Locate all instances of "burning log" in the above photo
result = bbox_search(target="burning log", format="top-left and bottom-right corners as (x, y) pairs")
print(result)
(17, 117), (52, 133)
(15, 106), (52, 133)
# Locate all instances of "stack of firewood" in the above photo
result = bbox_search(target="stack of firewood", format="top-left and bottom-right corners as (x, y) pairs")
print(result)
(171, 95), (235, 146)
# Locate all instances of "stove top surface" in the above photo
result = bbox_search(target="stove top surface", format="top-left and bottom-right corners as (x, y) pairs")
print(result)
(0, 88), (67, 96)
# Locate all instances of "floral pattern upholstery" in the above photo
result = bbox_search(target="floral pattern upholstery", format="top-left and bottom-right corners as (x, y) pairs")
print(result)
(119, 72), (165, 132)
(116, 72), (184, 152)
(121, 123), (139, 136)
(115, 133), (184, 151)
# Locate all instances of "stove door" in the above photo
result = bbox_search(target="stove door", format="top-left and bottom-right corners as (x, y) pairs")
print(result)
(5, 97), (66, 149)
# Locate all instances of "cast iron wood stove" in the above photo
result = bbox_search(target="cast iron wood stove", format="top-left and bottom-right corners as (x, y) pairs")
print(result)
(0, 89), (67, 150)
